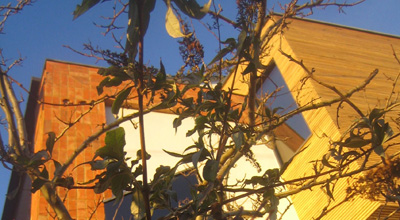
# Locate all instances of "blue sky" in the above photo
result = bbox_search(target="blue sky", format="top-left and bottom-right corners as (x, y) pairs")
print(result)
(0, 0), (399, 216)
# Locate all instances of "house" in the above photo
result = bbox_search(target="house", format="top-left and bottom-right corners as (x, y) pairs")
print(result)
(223, 16), (400, 219)
(3, 15), (400, 219)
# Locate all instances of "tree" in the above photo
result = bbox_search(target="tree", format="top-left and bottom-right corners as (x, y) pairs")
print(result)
(1, 0), (400, 219)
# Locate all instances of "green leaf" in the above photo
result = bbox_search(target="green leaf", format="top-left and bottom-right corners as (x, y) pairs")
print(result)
(382, 126), (394, 144)
(171, 0), (212, 19)
(126, 0), (156, 58)
(131, 188), (146, 220)
(97, 76), (125, 95)
(106, 160), (123, 173)
(382, 123), (394, 144)
(163, 149), (184, 158)
(31, 167), (49, 193)
(94, 174), (113, 194)
(154, 60), (167, 90)
(165, 0), (191, 38)
(112, 86), (133, 114)
(245, 176), (268, 187)
(191, 148), (203, 170)
(373, 144), (385, 158)
(200, 0), (212, 14)
(195, 115), (208, 130)
(73, 0), (100, 20)
(374, 119), (392, 145)
(152, 165), (171, 182)
(236, 29), (248, 57)
(126, 0), (139, 58)
(221, 37), (236, 45)
(208, 47), (234, 65)
(46, 132), (56, 155)
(132, 164), (143, 178)
(98, 66), (130, 78)
(272, 107), (283, 116)
(232, 131), (244, 151)
(111, 171), (131, 203)
(180, 152), (197, 164)
(96, 77), (109, 95)
(136, 149), (151, 160)
(241, 62), (256, 76)
(80, 172), (105, 186)
(203, 159), (219, 182)
(105, 127), (126, 148)
(262, 189), (279, 220)
(173, 117), (182, 132)
(90, 159), (116, 170)
(96, 127), (126, 160)
(29, 150), (50, 166)
(107, 76), (124, 86)
(369, 108), (384, 122)
(264, 168), (280, 182)
(53, 160), (62, 176)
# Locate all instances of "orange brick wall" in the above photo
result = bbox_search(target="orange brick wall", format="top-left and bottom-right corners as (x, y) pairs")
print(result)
(31, 60), (111, 220)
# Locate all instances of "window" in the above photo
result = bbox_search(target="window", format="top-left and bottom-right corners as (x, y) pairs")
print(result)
(258, 65), (311, 165)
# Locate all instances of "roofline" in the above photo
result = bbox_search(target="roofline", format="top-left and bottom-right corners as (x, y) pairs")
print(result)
(271, 13), (400, 39)
(44, 58), (104, 69)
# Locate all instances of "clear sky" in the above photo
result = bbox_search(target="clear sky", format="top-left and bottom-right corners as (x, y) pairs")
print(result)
(0, 0), (399, 216)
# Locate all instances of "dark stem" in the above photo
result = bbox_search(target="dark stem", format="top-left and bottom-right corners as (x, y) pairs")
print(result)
(249, 0), (267, 127)
(212, 2), (222, 81)
(136, 1), (151, 219)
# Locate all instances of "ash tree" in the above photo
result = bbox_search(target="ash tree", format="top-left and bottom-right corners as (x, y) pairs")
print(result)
(2, 0), (400, 219)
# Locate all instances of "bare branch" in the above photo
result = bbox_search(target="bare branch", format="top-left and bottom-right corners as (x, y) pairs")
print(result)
(0, 0), (33, 34)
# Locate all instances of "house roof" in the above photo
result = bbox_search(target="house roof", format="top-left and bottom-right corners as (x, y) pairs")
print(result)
(223, 15), (400, 127)
(221, 16), (400, 219)
(281, 16), (400, 129)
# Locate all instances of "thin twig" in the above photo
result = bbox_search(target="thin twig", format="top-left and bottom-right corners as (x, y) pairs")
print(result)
(88, 196), (103, 220)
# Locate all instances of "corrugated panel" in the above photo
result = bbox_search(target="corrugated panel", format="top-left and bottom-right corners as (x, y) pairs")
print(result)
(222, 16), (400, 219)
(265, 17), (396, 219)
(368, 204), (400, 219)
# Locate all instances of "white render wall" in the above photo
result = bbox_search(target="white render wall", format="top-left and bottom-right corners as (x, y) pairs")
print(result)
(106, 107), (298, 219)
(106, 107), (196, 176)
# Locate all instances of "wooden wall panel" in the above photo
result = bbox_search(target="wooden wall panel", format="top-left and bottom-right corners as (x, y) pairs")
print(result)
(222, 17), (400, 219)
(283, 18), (400, 132)
(278, 18), (400, 219)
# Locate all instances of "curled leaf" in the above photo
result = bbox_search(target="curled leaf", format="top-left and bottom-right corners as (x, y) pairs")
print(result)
(171, 0), (211, 19)
(112, 86), (133, 114)
(165, 0), (191, 38)
(73, 0), (100, 20)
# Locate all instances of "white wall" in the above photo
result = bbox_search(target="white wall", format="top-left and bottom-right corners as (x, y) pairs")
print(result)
(106, 107), (196, 177)
(106, 107), (299, 219)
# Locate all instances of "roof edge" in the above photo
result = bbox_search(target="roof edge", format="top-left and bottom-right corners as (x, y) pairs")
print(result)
(44, 58), (104, 69)
(270, 13), (400, 39)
